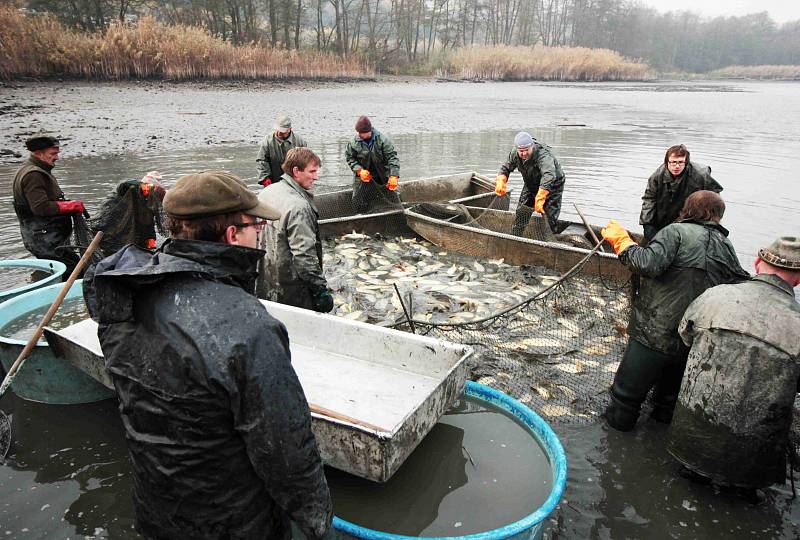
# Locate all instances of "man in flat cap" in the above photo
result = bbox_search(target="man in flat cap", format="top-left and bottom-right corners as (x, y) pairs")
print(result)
(495, 131), (566, 235)
(83, 171), (333, 540)
(668, 237), (800, 500)
(12, 134), (86, 276)
(257, 147), (334, 313)
(345, 115), (401, 212)
(256, 114), (307, 187)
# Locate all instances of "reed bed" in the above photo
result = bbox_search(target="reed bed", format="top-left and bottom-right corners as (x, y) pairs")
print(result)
(0, 8), (370, 80)
(708, 65), (800, 80)
(437, 45), (653, 81)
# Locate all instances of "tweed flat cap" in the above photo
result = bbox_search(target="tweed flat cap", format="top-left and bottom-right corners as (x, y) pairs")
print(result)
(274, 115), (292, 131)
(25, 135), (59, 152)
(759, 236), (800, 270)
(164, 171), (281, 220)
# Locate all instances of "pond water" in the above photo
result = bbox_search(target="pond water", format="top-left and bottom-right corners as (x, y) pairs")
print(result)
(0, 80), (798, 538)
(0, 297), (89, 342)
(0, 266), (52, 294)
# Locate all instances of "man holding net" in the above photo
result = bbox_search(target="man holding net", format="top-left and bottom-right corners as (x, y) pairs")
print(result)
(600, 191), (749, 432)
(257, 115), (307, 188)
(667, 237), (800, 499)
(12, 134), (86, 277)
(83, 171), (333, 540)
(495, 131), (566, 236)
(345, 115), (401, 213)
(257, 148), (334, 313)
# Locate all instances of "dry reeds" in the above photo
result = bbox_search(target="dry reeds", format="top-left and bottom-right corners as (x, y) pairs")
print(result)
(708, 65), (800, 80)
(0, 8), (370, 80)
(437, 45), (653, 82)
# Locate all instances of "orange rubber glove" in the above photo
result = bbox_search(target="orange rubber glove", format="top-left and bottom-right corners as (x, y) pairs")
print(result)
(387, 175), (399, 191)
(495, 174), (508, 196)
(534, 188), (550, 214)
(601, 219), (638, 255)
(358, 168), (372, 183)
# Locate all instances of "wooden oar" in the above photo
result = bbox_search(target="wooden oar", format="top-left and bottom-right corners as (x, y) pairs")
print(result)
(309, 403), (388, 433)
(573, 203), (606, 253)
(0, 232), (103, 459)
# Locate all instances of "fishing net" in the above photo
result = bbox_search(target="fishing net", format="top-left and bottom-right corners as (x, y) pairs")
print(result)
(71, 179), (166, 262)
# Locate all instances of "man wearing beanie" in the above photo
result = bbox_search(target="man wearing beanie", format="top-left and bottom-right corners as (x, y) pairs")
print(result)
(668, 236), (800, 501)
(344, 115), (401, 212)
(12, 134), (86, 276)
(83, 171), (333, 540)
(495, 131), (566, 235)
(256, 114), (307, 187)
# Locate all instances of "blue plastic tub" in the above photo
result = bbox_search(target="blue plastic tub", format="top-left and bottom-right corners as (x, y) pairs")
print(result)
(0, 259), (67, 304)
(0, 279), (114, 404)
(333, 381), (568, 540)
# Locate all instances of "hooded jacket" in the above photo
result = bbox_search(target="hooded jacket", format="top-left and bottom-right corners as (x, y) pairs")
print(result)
(83, 239), (332, 540)
(256, 131), (308, 183)
(619, 220), (749, 356)
(257, 174), (327, 309)
(639, 162), (723, 236)
(344, 128), (400, 186)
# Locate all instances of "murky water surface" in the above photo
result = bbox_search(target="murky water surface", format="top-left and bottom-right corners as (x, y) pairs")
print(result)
(328, 396), (551, 536)
(0, 81), (799, 538)
(0, 297), (89, 341)
(0, 267), (52, 293)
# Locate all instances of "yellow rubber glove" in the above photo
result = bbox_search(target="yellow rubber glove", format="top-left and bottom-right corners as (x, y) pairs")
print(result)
(495, 174), (508, 196)
(601, 219), (638, 255)
(358, 168), (372, 183)
(387, 176), (399, 191)
(534, 188), (550, 214)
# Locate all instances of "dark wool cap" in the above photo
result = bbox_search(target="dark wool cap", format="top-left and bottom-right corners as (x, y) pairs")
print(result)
(355, 115), (372, 133)
(25, 135), (59, 152)
(164, 170), (281, 220)
(759, 236), (800, 270)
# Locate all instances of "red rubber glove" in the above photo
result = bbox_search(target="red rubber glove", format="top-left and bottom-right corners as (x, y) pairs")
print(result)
(259, 177), (272, 188)
(358, 168), (372, 183)
(56, 200), (86, 215)
(495, 174), (508, 196)
(534, 188), (550, 214)
(387, 176), (399, 191)
(601, 219), (637, 255)
(146, 238), (156, 249)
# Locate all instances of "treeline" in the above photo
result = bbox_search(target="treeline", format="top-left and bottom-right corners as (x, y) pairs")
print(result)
(16, 0), (800, 73)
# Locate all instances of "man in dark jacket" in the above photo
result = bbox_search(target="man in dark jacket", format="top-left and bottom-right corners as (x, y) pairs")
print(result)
(345, 115), (401, 213)
(12, 134), (86, 276)
(256, 115), (308, 187)
(639, 144), (723, 241)
(495, 131), (566, 235)
(257, 147), (333, 312)
(83, 171), (333, 540)
(600, 191), (748, 432)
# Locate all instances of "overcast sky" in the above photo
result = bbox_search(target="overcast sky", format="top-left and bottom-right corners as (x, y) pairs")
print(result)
(639, 0), (800, 23)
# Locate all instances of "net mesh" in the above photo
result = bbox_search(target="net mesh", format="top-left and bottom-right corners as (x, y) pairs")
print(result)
(71, 179), (166, 263)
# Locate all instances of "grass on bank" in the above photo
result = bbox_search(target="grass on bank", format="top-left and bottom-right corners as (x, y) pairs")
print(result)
(708, 65), (800, 80)
(0, 8), (370, 80)
(436, 45), (654, 81)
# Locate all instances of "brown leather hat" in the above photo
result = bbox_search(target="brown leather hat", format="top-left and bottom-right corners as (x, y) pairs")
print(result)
(164, 171), (281, 220)
(759, 236), (800, 270)
(25, 134), (59, 152)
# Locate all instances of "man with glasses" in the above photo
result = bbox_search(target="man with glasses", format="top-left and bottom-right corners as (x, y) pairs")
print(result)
(640, 144), (723, 242)
(258, 147), (334, 313)
(257, 114), (307, 187)
(83, 171), (334, 540)
(495, 131), (566, 235)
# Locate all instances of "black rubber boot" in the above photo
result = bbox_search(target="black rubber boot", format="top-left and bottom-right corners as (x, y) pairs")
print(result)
(604, 393), (639, 432)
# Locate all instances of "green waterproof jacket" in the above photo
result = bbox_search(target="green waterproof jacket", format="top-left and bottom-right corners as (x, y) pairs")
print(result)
(498, 139), (565, 194)
(619, 220), (749, 356)
(256, 131), (307, 183)
(639, 162), (722, 236)
(256, 174), (327, 309)
(344, 129), (399, 186)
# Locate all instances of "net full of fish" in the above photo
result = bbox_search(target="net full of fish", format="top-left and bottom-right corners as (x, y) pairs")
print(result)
(323, 232), (632, 424)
